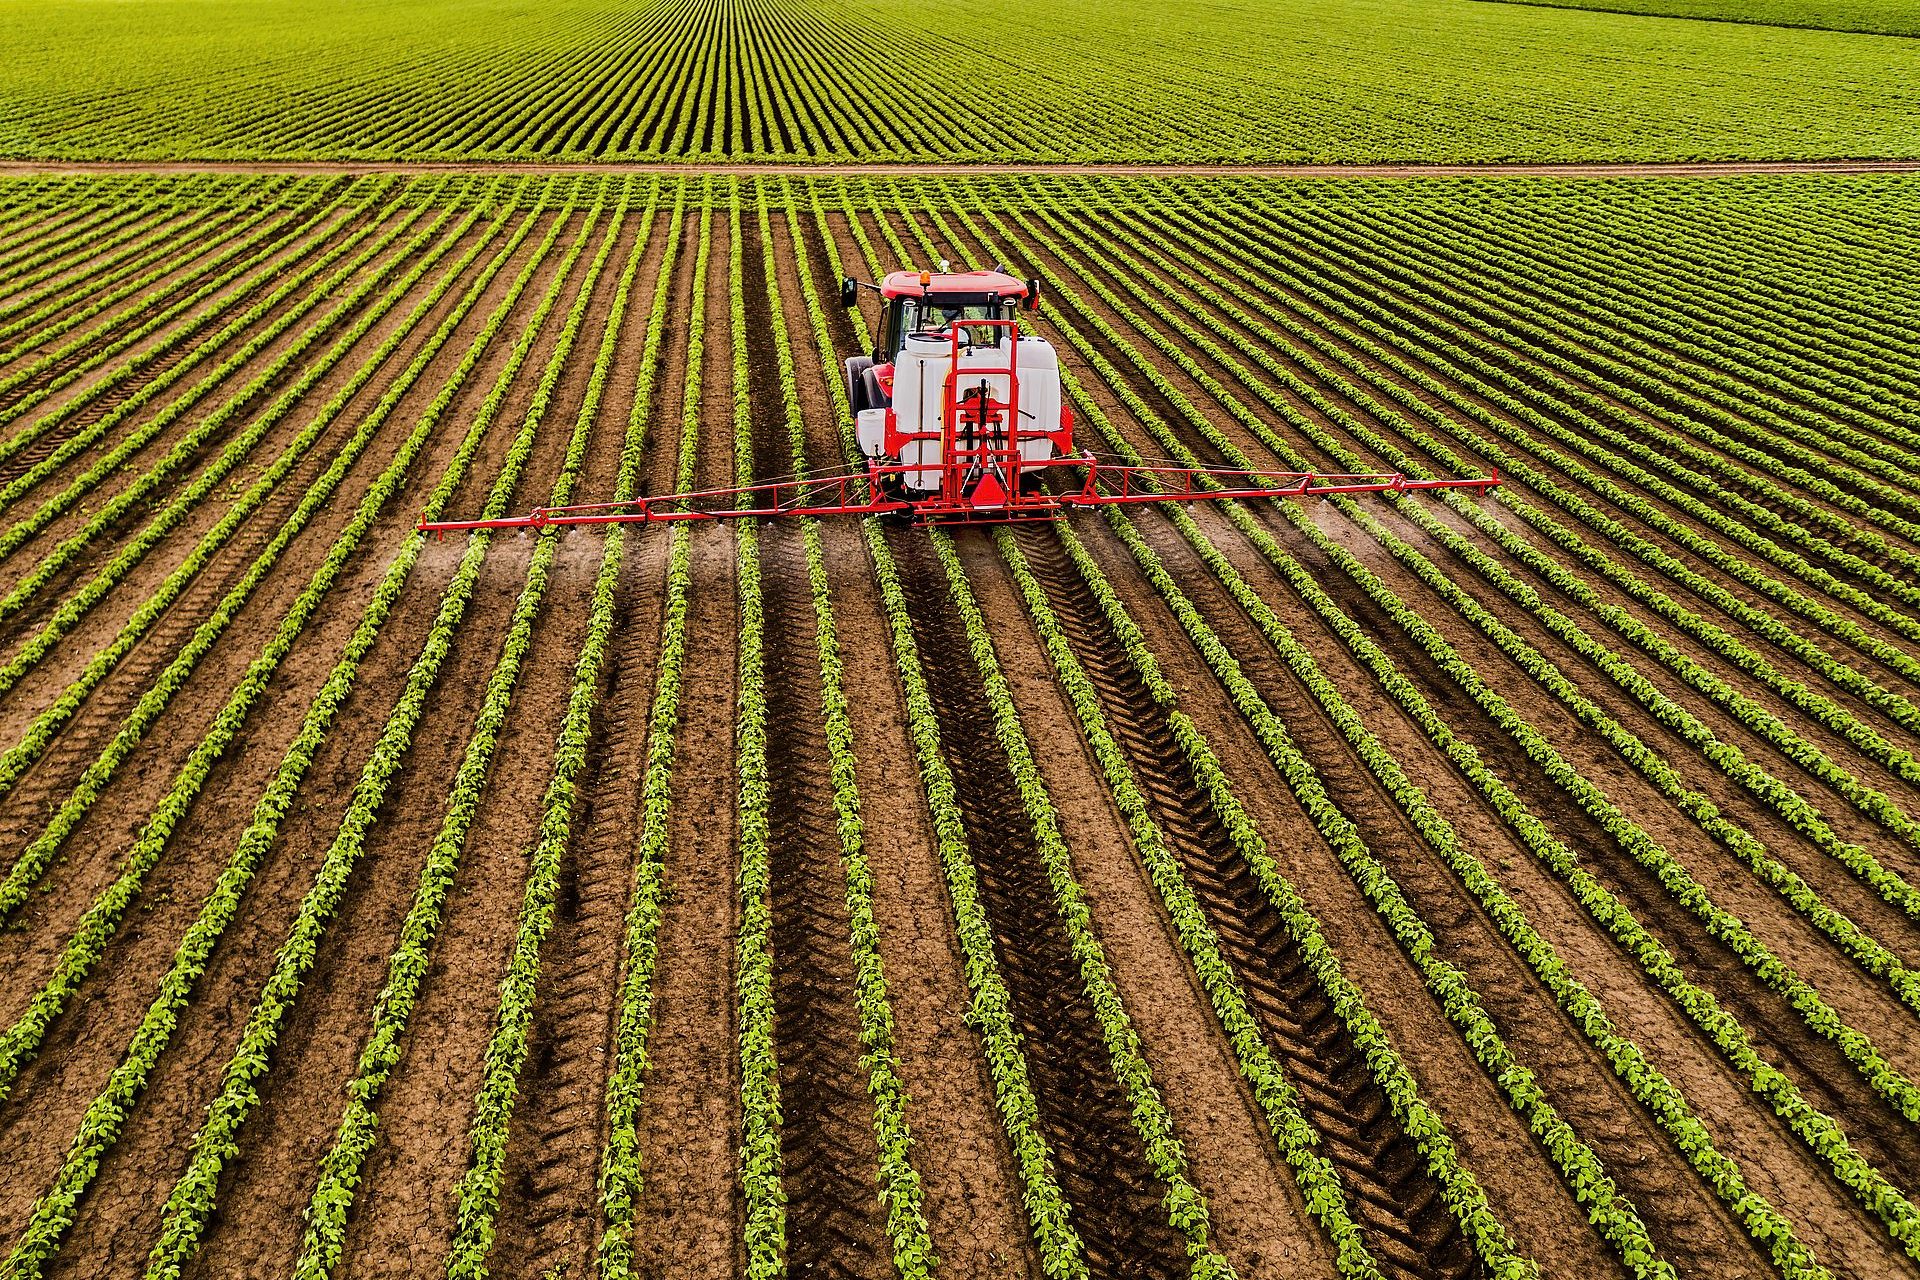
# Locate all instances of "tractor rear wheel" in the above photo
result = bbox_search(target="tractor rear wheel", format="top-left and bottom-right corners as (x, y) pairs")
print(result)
(846, 356), (874, 413)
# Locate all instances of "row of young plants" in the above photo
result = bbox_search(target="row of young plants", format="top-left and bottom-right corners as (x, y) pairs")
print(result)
(980, 203), (1920, 1262)
(1287, 201), (1920, 583)
(297, 183), (677, 1280)
(1065, 493), (1675, 1277)
(1179, 196), (1920, 696)
(1260, 200), (1920, 625)
(0, 200), (546, 1104)
(146, 185), (609, 1279)
(0, 192), (591, 1280)
(0, 189), (485, 692)
(0, 195), (211, 317)
(0, 181), (422, 514)
(1027, 202), (1920, 993)
(945, 190), (1864, 1265)
(146, 187), (595, 1280)
(797, 181), (1092, 1278)
(759, 185), (937, 1275)
(0, 187), (480, 783)
(995, 521), (1544, 1279)
(0, 179), (374, 434)
(1025, 348), (1835, 1279)
(0, 184), (443, 558)
(0, 199), (249, 349)
(1068, 192), (1920, 900)
(909, 185), (1677, 1270)
(1471, 188), (1920, 418)
(0, 197), (472, 912)
(595, 184), (705, 1280)
(0, 177), (301, 364)
(0, 195), (156, 290)
(431, 184), (646, 1280)
(930, 522), (1239, 1277)
(1349, 197), (1920, 497)
(1126, 190), (1920, 756)
(727, 182), (786, 1278)
(885, 187), (1520, 1276)
(0, 184), (477, 630)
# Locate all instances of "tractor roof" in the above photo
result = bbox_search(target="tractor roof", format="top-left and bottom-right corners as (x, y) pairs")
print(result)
(880, 269), (1027, 299)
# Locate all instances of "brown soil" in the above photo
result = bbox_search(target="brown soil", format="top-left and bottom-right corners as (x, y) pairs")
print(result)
(621, 201), (746, 1277)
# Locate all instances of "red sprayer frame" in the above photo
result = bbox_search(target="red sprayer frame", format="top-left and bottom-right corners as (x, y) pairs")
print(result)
(418, 314), (1497, 536)
(415, 461), (1498, 535)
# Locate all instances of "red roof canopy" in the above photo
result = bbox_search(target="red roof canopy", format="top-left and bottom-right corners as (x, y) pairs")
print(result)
(879, 269), (1027, 299)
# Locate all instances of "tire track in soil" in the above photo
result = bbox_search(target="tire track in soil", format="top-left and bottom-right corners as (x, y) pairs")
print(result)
(483, 202), (677, 1280)
(1056, 506), (1619, 1279)
(1011, 210), (1920, 1067)
(1, 210), (594, 1279)
(950, 528), (1340, 1280)
(1007, 520), (1477, 1280)
(1285, 517), (1920, 1191)
(1120, 503), (1787, 1280)
(1171, 497), (1903, 1277)
(787, 197), (1041, 1279)
(1056, 225), (1920, 996)
(970, 222), (1796, 1275)
(882, 525), (1188, 1279)
(740, 205), (892, 1277)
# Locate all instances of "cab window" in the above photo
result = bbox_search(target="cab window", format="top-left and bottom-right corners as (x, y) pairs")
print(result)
(889, 298), (1015, 353)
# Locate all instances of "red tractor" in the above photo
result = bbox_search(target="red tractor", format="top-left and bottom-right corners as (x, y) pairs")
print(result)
(418, 268), (1495, 536)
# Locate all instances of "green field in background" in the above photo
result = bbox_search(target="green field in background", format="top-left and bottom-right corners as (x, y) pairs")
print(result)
(0, 0), (1916, 162)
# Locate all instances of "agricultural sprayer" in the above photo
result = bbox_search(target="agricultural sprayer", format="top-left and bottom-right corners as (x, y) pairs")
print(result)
(418, 267), (1497, 536)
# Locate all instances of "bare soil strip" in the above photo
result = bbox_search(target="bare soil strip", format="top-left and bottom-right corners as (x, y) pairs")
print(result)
(885, 525), (1191, 1277)
(1006, 519), (1479, 1280)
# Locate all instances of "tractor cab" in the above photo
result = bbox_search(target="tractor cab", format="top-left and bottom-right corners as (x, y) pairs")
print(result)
(840, 266), (1074, 510)
(840, 268), (1040, 413)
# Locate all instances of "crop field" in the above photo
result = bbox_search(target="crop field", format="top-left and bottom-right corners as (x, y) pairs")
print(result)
(2, 0), (1920, 163)
(0, 168), (1917, 1280)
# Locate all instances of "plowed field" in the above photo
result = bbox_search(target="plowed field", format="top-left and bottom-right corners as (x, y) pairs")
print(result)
(1, 170), (1918, 1280)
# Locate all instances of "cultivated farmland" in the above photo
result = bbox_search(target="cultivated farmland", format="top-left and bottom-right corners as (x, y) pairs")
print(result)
(0, 169), (1918, 1280)
(2, 0), (1919, 163)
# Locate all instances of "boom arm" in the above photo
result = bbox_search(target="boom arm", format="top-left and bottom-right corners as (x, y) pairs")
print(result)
(416, 460), (1498, 535)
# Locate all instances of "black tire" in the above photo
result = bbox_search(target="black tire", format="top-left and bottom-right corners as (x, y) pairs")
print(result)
(845, 355), (874, 414)
(861, 365), (890, 410)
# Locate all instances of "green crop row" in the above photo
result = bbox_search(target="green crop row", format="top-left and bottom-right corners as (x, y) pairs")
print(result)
(0, 179), (371, 435)
(728, 182), (786, 1279)
(0, 181), (416, 514)
(0, 192), (594, 1280)
(0, 191), (545, 1102)
(948, 193), (1850, 1272)
(997, 521), (1539, 1279)
(596, 182), (702, 1280)
(437, 184), (638, 1280)
(801, 182), (1090, 1278)
(1025, 200), (1920, 1008)
(767, 182), (936, 1275)
(0, 198), (470, 911)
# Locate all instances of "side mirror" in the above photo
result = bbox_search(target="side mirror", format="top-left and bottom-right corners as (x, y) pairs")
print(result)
(840, 277), (859, 308)
(1023, 279), (1042, 311)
